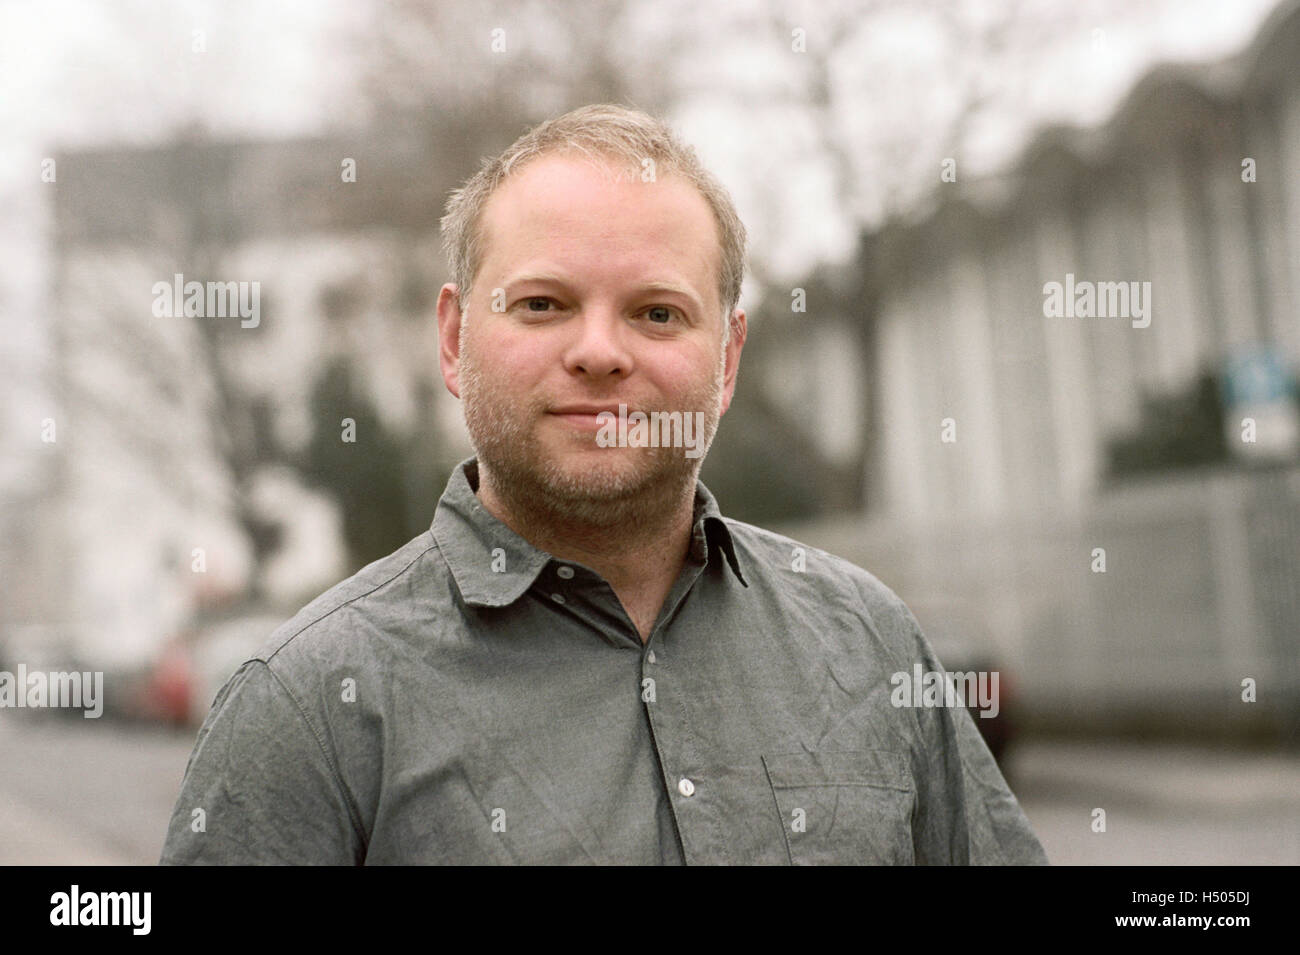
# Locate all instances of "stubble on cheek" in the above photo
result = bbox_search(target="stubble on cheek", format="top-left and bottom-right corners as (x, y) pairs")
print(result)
(458, 331), (538, 466)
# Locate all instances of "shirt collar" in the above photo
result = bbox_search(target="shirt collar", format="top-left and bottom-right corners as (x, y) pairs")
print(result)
(432, 456), (747, 608)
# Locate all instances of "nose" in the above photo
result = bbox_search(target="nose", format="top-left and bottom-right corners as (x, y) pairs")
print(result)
(562, 304), (635, 380)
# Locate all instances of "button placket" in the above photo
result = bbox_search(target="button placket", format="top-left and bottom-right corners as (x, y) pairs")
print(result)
(549, 563), (576, 604)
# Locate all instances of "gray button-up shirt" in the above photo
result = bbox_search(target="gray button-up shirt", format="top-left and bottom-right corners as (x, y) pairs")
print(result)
(160, 457), (1048, 865)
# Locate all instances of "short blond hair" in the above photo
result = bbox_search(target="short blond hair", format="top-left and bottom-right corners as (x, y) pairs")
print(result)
(440, 103), (747, 329)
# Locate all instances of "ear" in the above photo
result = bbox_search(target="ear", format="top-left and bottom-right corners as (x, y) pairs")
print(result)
(436, 283), (465, 398)
(719, 306), (747, 416)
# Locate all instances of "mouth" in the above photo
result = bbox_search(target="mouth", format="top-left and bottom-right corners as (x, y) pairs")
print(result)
(547, 407), (622, 430)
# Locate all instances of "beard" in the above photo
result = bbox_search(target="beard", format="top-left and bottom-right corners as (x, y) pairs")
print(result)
(458, 327), (727, 532)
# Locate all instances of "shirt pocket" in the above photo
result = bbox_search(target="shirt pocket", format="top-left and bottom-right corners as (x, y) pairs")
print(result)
(761, 749), (916, 865)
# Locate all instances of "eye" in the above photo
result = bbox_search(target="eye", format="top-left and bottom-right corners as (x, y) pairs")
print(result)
(645, 305), (676, 324)
(525, 297), (554, 312)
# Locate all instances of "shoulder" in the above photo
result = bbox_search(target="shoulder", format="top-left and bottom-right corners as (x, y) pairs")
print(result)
(717, 516), (925, 658)
(247, 530), (449, 688)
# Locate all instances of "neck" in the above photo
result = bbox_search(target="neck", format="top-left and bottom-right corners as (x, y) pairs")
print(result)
(474, 461), (698, 641)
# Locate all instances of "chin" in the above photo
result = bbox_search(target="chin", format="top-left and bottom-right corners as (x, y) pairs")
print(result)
(540, 446), (675, 498)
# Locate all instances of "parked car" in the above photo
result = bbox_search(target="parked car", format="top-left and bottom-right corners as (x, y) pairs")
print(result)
(134, 611), (285, 728)
(0, 623), (94, 720)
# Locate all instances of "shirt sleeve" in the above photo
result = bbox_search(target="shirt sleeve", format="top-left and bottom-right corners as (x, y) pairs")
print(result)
(945, 693), (1049, 864)
(900, 607), (1050, 865)
(159, 659), (365, 865)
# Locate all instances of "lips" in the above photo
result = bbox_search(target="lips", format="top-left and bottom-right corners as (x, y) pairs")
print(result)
(549, 406), (624, 416)
(547, 404), (630, 431)
(548, 408), (619, 429)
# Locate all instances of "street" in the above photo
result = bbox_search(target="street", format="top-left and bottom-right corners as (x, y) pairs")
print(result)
(1008, 738), (1300, 865)
(0, 713), (1296, 864)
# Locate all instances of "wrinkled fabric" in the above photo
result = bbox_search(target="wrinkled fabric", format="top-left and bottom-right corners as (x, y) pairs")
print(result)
(161, 457), (1048, 865)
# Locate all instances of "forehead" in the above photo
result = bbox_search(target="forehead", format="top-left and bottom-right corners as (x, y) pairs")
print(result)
(477, 153), (721, 306)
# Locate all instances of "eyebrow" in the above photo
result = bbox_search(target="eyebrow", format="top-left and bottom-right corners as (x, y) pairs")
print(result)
(503, 272), (706, 314)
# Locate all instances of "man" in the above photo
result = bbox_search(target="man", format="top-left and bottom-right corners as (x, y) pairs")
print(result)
(161, 104), (1047, 865)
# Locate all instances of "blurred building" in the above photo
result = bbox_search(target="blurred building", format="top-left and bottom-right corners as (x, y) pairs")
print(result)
(20, 116), (519, 668)
(779, 0), (1300, 736)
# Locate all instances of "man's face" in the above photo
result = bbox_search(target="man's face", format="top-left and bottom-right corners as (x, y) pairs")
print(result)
(437, 153), (746, 517)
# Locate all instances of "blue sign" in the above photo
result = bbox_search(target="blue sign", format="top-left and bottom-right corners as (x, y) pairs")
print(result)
(1223, 347), (1294, 407)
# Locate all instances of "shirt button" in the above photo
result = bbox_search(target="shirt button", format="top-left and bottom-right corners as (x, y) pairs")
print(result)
(647, 650), (656, 664)
(677, 777), (695, 797)
(556, 565), (575, 579)
(550, 593), (566, 604)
